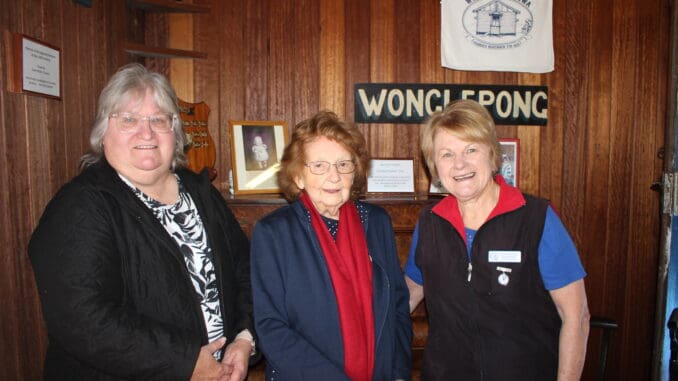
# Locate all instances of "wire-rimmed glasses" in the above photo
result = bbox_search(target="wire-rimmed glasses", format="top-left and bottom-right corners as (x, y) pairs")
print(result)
(109, 112), (175, 134)
(304, 160), (356, 175)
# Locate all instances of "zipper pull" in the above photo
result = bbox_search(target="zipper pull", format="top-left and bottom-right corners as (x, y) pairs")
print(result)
(467, 262), (473, 282)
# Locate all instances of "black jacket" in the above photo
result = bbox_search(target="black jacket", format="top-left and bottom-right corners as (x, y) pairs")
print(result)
(29, 159), (253, 380)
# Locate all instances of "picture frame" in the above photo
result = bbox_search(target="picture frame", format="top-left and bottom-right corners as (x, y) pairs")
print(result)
(367, 158), (415, 194)
(5, 32), (61, 99)
(499, 138), (520, 187)
(228, 120), (288, 195)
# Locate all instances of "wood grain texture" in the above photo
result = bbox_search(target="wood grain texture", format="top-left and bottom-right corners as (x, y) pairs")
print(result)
(268, 0), (295, 123)
(193, 0), (222, 183)
(244, 1), (268, 121)
(320, 0), (345, 115)
(0, 0), (670, 380)
(345, 0), (371, 140)
(292, 0), (321, 123)
(368, 0), (395, 159)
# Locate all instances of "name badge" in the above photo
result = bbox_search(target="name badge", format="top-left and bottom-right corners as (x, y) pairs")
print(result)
(488, 250), (522, 263)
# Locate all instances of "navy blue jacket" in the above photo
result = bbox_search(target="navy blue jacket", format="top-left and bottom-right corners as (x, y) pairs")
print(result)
(251, 200), (412, 381)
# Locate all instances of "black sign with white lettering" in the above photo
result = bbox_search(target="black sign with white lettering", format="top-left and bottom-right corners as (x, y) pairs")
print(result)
(354, 83), (548, 125)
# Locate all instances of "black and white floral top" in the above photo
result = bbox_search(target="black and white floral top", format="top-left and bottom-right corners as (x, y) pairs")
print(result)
(120, 174), (224, 350)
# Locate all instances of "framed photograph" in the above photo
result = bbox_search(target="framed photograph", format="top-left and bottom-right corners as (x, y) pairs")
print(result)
(499, 138), (520, 187)
(367, 158), (415, 194)
(228, 120), (288, 195)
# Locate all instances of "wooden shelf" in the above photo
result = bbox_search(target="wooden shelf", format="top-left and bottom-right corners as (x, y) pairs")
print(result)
(124, 41), (207, 59)
(223, 192), (436, 206)
(127, 0), (210, 13)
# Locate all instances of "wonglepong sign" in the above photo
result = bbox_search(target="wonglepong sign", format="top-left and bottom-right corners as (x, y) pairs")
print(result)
(354, 83), (547, 125)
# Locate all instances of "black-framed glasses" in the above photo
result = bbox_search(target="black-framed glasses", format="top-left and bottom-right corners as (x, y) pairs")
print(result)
(109, 112), (174, 134)
(305, 160), (356, 175)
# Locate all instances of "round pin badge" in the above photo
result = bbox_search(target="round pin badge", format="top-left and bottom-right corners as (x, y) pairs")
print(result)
(498, 272), (509, 286)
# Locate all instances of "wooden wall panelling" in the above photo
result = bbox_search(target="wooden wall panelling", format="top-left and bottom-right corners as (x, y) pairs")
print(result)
(590, 1), (636, 379)
(212, 0), (244, 188)
(22, 0), (52, 377)
(393, 0), (421, 190)
(0, 2), (28, 378)
(64, 1), (88, 177)
(4, 6), (29, 379)
(345, 0), (371, 149)
(244, 1), (268, 121)
(268, 0), (295, 124)
(620, 0), (669, 378)
(320, 0), (345, 115)
(541, 0), (565, 210)
(560, 0), (590, 265)
(43, 0), (66, 200)
(3, 2), (46, 379)
(292, 0), (320, 126)
(368, 0), (394, 159)
(0, 1), (10, 376)
(581, 1), (616, 379)
(516, 86), (542, 195)
(103, 0), (127, 77)
(192, 0), (221, 184)
(416, 0), (443, 193)
(169, 12), (194, 101)
(142, 12), (171, 75)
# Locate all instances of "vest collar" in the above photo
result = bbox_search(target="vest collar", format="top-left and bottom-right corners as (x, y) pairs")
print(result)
(432, 175), (526, 240)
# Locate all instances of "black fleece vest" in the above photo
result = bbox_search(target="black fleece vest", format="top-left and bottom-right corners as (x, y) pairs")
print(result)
(416, 194), (560, 381)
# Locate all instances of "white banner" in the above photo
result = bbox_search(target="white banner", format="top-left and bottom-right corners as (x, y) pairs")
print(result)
(441, 0), (554, 73)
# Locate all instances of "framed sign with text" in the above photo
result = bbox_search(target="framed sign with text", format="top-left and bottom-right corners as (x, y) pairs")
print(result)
(367, 159), (415, 194)
(5, 32), (61, 99)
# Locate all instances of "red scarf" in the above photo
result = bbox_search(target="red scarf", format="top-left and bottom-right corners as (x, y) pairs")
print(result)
(300, 192), (375, 381)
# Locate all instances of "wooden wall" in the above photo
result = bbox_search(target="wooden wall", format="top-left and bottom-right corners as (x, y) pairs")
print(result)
(0, 0), (670, 380)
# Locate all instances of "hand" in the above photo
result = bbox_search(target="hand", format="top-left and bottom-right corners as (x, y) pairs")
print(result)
(190, 337), (232, 381)
(221, 338), (252, 381)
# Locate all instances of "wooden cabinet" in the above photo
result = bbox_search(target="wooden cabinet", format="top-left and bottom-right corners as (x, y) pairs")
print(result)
(125, 0), (208, 59)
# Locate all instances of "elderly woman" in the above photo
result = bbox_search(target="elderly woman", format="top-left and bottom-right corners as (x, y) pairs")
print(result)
(29, 64), (255, 381)
(405, 99), (590, 381)
(250, 111), (412, 381)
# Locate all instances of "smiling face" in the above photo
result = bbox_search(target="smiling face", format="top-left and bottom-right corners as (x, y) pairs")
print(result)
(294, 136), (354, 219)
(102, 88), (176, 187)
(434, 130), (497, 203)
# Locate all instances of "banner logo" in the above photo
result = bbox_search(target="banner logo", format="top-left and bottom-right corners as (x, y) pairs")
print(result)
(462, 0), (534, 49)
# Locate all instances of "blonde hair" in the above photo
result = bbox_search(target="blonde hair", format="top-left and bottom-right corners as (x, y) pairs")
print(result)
(420, 99), (501, 181)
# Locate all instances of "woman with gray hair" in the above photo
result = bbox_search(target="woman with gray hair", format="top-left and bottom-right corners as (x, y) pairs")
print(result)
(29, 63), (256, 381)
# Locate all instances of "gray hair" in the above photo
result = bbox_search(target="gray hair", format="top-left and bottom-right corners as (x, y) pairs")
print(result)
(79, 63), (186, 170)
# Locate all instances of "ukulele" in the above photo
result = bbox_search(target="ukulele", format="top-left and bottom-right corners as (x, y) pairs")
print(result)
(178, 99), (217, 180)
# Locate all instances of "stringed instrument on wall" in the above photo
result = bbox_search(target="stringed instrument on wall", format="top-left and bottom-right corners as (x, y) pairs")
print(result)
(178, 99), (217, 180)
